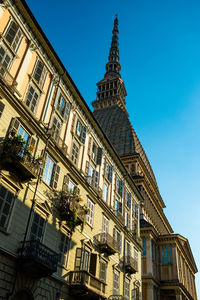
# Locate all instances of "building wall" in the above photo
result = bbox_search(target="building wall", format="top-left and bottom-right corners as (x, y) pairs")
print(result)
(0, 1), (143, 299)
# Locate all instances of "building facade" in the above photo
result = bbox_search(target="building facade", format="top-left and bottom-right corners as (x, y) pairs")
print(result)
(93, 15), (198, 300)
(0, 1), (144, 300)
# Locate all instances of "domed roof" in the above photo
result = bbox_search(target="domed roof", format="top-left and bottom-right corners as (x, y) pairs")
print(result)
(93, 105), (158, 187)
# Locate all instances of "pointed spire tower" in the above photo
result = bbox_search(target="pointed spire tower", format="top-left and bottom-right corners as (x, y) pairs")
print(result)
(92, 15), (127, 114)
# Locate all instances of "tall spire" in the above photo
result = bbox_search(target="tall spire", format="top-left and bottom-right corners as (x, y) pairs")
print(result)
(92, 15), (127, 113)
(105, 15), (121, 77)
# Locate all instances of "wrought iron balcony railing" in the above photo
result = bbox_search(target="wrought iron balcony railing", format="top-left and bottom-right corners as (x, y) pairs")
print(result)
(114, 209), (124, 225)
(19, 240), (58, 278)
(0, 62), (17, 89)
(0, 141), (40, 182)
(124, 255), (138, 274)
(86, 176), (102, 197)
(67, 270), (106, 298)
(50, 129), (68, 156)
(96, 232), (118, 255)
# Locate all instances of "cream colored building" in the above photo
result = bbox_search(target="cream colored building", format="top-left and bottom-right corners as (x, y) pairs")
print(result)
(0, 1), (143, 300)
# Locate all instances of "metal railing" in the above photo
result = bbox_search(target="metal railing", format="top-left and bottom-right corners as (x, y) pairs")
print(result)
(20, 240), (58, 273)
(0, 62), (17, 88)
(114, 209), (124, 224)
(108, 296), (124, 300)
(50, 129), (68, 156)
(96, 232), (118, 253)
(67, 270), (106, 294)
(1, 142), (40, 178)
(124, 255), (138, 273)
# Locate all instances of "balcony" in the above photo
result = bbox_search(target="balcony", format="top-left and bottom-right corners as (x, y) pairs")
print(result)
(50, 129), (68, 156)
(19, 240), (58, 279)
(0, 138), (40, 182)
(108, 296), (124, 300)
(67, 270), (106, 299)
(96, 232), (118, 255)
(0, 62), (17, 90)
(124, 256), (138, 274)
(86, 176), (102, 197)
(58, 193), (88, 232)
(114, 209), (124, 225)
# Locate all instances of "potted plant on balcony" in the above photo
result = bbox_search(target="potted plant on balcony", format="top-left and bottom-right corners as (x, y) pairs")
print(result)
(57, 190), (88, 232)
(35, 155), (46, 166)
(3, 132), (26, 155)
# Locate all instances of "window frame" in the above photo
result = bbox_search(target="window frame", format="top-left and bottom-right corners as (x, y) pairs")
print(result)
(0, 185), (15, 231)
(86, 198), (95, 227)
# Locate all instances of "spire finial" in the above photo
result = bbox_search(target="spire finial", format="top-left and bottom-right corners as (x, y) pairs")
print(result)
(104, 15), (121, 77)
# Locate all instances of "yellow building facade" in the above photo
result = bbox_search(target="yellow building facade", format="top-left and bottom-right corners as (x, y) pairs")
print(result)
(0, 1), (143, 300)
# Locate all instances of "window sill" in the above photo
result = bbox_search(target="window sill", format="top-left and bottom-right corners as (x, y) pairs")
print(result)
(0, 226), (10, 235)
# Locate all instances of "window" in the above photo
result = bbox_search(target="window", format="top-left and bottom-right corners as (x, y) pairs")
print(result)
(115, 199), (122, 216)
(0, 101), (5, 118)
(91, 142), (97, 161)
(0, 45), (12, 74)
(71, 141), (80, 165)
(51, 115), (62, 142)
(57, 94), (71, 121)
(133, 203), (139, 219)
(24, 84), (40, 113)
(161, 245), (173, 264)
(113, 227), (122, 253)
(75, 119), (87, 144)
(104, 160), (113, 182)
(103, 183), (108, 202)
(87, 162), (99, 189)
(142, 238), (146, 256)
(125, 190), (131, 209)
(29, 212), (45, 241)
(75, 247), (97, 276)
(58, 232), (70, 266)
(99, 260), (107, 283)
(162, 245), (168, 264)
(115, 176), (124, 197)
(134, 248), (138, 266)
(42, 155), (60, 188)
(4, 20), (22, 51)
(32, 58), (47, 88)
(124, 279), (130, 300)
(125, 210), (130, 229)
(0, 185), (15, 230)
(102, 215), (109, 234)
(125, 240), (131, 257)
(86, 198), (94, 226)
(113, 270), (120, 295)
(43, 155), (54, 185)
(132, 287), (139, 300)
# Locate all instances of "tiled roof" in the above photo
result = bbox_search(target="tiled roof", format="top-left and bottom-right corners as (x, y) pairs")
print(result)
(93, 105), (158, 187)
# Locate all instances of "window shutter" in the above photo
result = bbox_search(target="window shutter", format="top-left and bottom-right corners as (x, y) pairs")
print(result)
(71, 113), (76, 133)
(119, 233), (122, 253)
(74, 248), (82, 270)
(0, 102), (5, 118)
(74, 186), (80, 195)
(87, 137), (92, 156)
(50, 164), (60, 190)
(127, 193), (132, 209)
(9, 117), (20, 134)
(62, 175), (69, 192)
(108, 165), (113, 183)
(118, 181), (124, 197)
(89, 253), (97, 276)
(80, 125), (87, 144)
(63, 101), (71, 121)
(118, 202), (123, 213)
(85, 161), (89, 175)
(96, 147), (103, 165)
(0, 186), (14, 229)
(40, 149), (47, 176)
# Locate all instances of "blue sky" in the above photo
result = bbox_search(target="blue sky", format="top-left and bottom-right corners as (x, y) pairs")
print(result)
(26, 0), (200, 296)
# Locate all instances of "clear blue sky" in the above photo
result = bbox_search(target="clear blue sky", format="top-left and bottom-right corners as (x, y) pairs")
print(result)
(26, 0), (200, 296)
